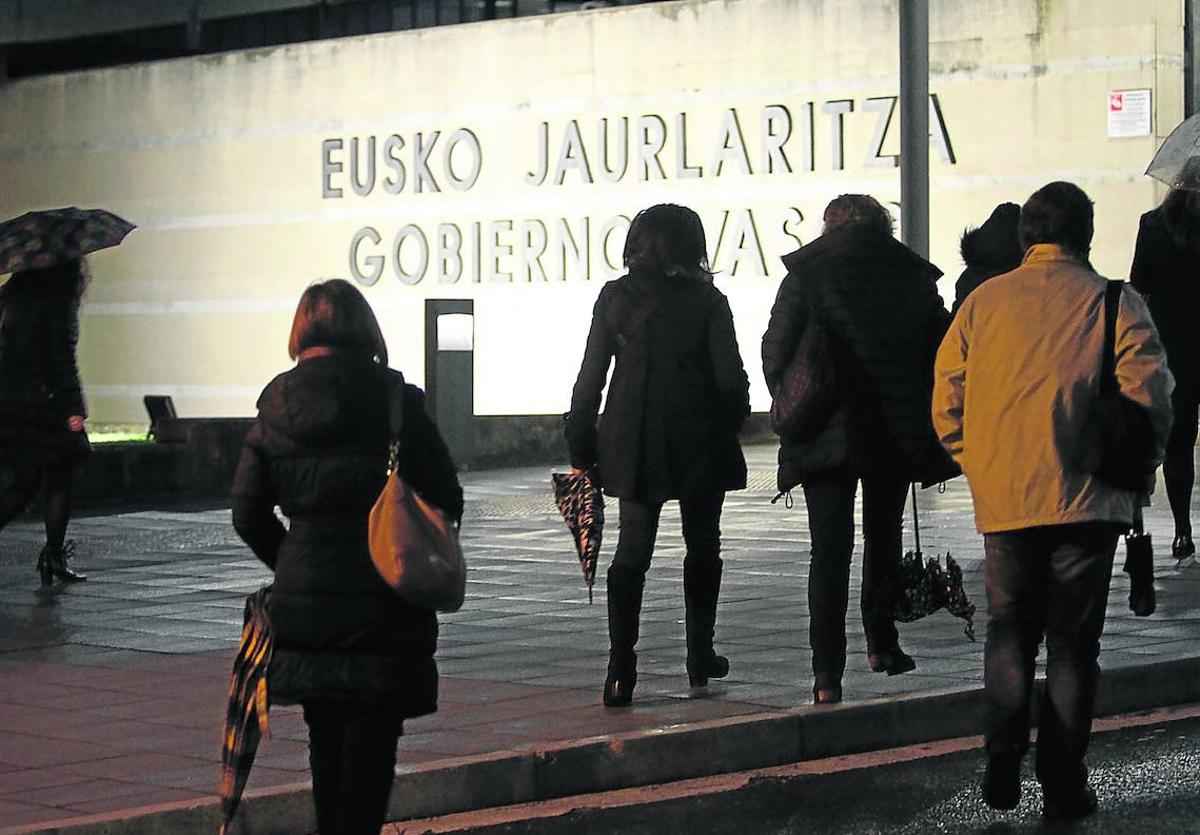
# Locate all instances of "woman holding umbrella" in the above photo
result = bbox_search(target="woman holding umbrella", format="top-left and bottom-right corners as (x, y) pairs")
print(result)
(0, 257), (93, 584)
(1131, 187), (1200, 561)
(566, 203), (750, 707)
(0, 207), (135, 584)
(232, 279), (462, 835)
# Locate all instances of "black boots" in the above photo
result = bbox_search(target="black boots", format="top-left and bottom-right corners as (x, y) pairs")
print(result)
(684, 559), (728, 690)
(36, 541), (86, 585)
(603, 654), (637, 707)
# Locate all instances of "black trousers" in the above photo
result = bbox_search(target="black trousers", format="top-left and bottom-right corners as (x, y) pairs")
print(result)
(1163, 384), (1200, 536)
(606, 493), (725, 669)
(302, 700), (404, 835)
(801, 472), (909, 685)
(981, 523), (1118, 796)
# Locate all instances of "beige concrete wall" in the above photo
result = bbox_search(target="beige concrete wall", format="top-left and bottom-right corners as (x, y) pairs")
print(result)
(0, 0), (1184, 421)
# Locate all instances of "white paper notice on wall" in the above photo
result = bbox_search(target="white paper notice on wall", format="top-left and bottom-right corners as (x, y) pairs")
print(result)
(1108, 89), (1152, 138)
(437, 313), (474, 352)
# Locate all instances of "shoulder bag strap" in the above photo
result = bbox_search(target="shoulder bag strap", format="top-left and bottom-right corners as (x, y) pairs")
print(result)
(1100, 281), (1121, 396)
(386, 375), (405, 474)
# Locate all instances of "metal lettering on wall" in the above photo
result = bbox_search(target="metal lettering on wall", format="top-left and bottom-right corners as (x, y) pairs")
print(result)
(324, 96), (956, 288)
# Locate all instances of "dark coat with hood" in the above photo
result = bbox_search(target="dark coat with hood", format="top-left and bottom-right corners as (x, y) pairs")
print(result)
(762, 224), (956, 493)
(0, 281), (89, 467)
(566, 270), (750, 503)
(231, 352), (463, 716)
(951, 202), (1023, 316)
(1130, 208), (1200, 394)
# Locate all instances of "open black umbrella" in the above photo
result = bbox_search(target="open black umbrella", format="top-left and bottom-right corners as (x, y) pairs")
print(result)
(552, 470), (604, 603)
(0, 207), (136, 274)
(219, 586), (273, 835)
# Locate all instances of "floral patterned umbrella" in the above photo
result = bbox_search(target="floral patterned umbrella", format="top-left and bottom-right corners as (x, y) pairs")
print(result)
(0, 207), (136, 274)
(552, 470), (604, 603)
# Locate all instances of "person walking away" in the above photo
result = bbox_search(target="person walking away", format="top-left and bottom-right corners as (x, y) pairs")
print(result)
(232, 279), (463, 835)
(0, 259), (92, 584)
(951, 202), (1023, 316)
(1130, 188), (1200, 560)
(933, 182), (1173, 820)
(762, 194), (955, 706)
(566, 203), (750, 708)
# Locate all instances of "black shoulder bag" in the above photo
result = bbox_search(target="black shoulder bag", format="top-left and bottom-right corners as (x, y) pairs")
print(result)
(1094, 281), (1156, 492)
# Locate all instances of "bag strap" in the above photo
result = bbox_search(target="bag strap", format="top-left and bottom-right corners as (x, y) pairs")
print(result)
(1100, 281), (1122, 396)
(909, 483), (921, 555)
(385, 374), (405, 474)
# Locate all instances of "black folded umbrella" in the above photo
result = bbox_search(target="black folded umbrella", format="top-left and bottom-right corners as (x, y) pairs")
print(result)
(552, 470), (604, 603)
(889, 486), (976, 640)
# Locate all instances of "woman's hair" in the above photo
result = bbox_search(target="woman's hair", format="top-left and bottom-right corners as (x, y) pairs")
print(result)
(622, 203), (712, 280)
(1158, 188), (1200, 254)
(288, 278), (388, 364)
(1018, 181), (1094, 260)
(1, 258), (90, 304)
(822, 194), (894, 236)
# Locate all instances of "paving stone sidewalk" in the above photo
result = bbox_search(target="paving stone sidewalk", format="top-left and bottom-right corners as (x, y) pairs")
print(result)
(1, 445), (1199, 831)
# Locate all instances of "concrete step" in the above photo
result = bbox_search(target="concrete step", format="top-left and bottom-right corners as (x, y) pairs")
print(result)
(6, 656), (1197, 835)
(385, 704), (1200, 835)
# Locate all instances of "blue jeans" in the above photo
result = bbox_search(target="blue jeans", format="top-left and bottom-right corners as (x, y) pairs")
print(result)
(802, 472), (909, 686)
(982, 522), (1119, 795)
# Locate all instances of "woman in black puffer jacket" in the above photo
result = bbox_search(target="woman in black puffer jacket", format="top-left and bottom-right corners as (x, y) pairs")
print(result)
(232, 279), (462, 835)
(0, 258), (91, 585)
(762, 195), (954, 706)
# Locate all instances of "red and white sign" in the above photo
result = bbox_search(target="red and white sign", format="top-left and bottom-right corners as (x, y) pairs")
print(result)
(1108, 89), (1152, 138)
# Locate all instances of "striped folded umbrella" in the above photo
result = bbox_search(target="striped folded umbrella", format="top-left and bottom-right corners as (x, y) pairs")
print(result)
(0, 207), (136, 274)
(219, 585), (273, 835)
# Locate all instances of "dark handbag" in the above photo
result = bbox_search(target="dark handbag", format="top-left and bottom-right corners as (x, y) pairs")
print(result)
(769, 304), (837, 440)
(367, 376), (466, 613)
(1094, 281), (1156, 491)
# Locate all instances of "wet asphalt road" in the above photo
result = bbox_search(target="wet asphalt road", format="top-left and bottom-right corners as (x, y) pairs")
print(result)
(442, 711), (1200, 835)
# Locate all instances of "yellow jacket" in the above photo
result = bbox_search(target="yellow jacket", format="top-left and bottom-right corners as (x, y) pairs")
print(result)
(932, 244), (1174, 534)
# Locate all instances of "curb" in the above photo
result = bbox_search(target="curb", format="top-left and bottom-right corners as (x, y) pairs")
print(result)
(6, 655), (1199, 835)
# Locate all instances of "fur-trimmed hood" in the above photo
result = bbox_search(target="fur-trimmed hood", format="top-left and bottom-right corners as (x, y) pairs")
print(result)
(960, 202), (1022, 273)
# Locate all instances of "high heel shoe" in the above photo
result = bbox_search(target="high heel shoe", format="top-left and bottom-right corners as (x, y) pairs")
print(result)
(1172, 534), (1195, 560)
(868, 646), (916, 676)
(35, 553), (53, 586)
(812, 683), (842, 705)
(38, 542), (87, 584)
(686, 652), (730, 689)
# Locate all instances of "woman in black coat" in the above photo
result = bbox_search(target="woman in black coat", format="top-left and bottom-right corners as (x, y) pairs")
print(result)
(761, 195), (953, 705)
(232, 279), (462, 835)
(1131, 188), (1200, 559)
(566, 203), (750, 707)
(0, 258), (91, 585)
